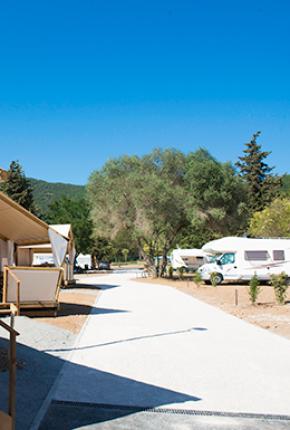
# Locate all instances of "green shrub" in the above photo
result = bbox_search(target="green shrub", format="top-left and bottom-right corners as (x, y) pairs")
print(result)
(193, 271), (202, 286)
(248, 274), (261, 304)
(167, 265), (174, 279)
(178, 266), (185, 280)
(270, 272), (289, 305)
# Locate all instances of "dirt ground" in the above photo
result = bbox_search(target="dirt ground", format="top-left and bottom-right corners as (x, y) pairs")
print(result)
(138, 277), (290, 341)
(34, 287), (100, 334)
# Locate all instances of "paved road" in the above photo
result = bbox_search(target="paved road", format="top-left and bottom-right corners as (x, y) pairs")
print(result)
(39, 272), (290, 429)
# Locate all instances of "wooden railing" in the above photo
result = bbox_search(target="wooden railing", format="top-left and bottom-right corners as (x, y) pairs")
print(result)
(0, 319), (19, 430)
(2, 268), (20, 316)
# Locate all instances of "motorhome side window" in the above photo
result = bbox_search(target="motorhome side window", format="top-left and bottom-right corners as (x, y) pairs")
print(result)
(219, 253), (235, 265)
(273, 250), (285, 261)
(244, 251), (269, 261)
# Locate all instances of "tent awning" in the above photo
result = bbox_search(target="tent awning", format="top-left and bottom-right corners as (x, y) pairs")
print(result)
(0, 191), (49, 245)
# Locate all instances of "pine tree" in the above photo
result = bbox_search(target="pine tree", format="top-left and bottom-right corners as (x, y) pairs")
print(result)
(236, 132), (281, 212)
(2, 161), (37, 214)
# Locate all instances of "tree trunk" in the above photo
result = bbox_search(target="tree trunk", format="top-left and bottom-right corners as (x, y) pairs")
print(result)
(160, 250), (168, 277)
(138, 242), (156, 276)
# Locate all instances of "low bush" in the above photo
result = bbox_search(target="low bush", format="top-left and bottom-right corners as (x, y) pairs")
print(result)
(193, 271), (202, 286)
(167, 265), (174, 279)
(210, 272), (219, 287)
(270, 272), (289, 305)
(248, 274), (261, 304)
(178, 266), (185, 280)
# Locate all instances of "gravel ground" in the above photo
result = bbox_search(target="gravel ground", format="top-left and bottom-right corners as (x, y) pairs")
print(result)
(0, 316), (76, 430)
(138, 277), (290, 340)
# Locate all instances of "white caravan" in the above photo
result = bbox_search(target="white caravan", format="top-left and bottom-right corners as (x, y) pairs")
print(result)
(198, 236), (290, 284)
(76, 254), (91, 269)
(171, 248), (206, 271)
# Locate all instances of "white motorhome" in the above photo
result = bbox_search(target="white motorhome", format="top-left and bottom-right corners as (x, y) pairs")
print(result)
(198, 236), (290, 285)
(171, 248), (206, 271)
(76, 254), (91, 269)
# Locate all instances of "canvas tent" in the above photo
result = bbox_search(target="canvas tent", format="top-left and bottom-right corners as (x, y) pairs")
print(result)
(18, 224), (76, 285)
(171, 248), (206, 270)
(0, 191), (69, 314)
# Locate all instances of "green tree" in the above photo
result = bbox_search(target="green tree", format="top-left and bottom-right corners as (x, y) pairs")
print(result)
(236, 132), (281, 212)
(121, 248), (129, 263)
(91, 237), (115, 268)
(185, 149), (249, 244)
(46, 197), (93, 255)
(2, 161), (37, 214)
(249, 198), (290, 238)
(88, 149), (189, 276)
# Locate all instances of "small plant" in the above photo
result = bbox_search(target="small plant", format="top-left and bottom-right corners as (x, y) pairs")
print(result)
(178, 266), (185, 280)
(167, 265), (174, 279)
(210, 272), (219, 287)
(193, 271), (202, 286)
(270, 272), (289, 305)
(248, 274), (261, 304)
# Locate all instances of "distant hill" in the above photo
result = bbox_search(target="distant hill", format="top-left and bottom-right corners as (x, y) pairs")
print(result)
(25, 173), (290, 215)
(29, 178), (86, 213)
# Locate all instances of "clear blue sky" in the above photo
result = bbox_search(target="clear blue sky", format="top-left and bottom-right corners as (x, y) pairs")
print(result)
(1, 0), (290, 184)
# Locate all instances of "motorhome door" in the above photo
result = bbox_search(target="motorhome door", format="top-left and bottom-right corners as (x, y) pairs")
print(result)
(218, 252), (239, 280)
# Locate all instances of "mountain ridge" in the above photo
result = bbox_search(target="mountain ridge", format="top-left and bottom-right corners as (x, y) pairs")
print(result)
(29, 177), (86, 213)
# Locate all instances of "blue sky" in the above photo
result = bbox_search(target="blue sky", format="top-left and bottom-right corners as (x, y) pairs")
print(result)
(0, 0), (290, 184)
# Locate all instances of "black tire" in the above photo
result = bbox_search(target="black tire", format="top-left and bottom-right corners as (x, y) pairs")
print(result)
(211, 273), (223, 286)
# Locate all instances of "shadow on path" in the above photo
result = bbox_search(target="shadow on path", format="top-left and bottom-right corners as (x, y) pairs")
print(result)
(44, 326), (208, 353)
(66, 283), (120, 290)
(0, 335), (201, 430)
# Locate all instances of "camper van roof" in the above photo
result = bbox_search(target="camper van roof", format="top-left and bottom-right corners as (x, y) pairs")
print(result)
(173, 248), (205, 257)
(202, 236), (290, 254)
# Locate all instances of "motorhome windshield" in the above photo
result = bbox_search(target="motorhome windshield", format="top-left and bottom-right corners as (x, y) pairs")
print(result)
(219, 253), (235, 265)
(207, 255), (220, 263)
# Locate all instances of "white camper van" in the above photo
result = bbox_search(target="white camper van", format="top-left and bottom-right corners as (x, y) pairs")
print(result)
(198, 237), (290, 285)
(171, 248), (206, 271)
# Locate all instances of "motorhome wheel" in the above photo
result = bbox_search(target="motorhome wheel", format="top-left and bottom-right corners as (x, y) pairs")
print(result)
(211, 273), (223, 285)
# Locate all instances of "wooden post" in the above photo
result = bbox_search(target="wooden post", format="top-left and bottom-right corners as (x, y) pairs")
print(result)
(3, 266), (7, 303)
(0, 320), (19, 430)
(8, 331), (17, 430)
(16, 281), (20, 316)
(235, 288), (239, 306)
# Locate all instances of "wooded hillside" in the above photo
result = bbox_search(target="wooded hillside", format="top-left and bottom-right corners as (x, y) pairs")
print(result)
(29, 178), (85, 212)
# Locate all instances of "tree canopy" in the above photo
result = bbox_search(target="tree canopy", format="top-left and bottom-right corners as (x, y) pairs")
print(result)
(88, 148), (249, 273)
(1, 161), (37, 214)
(88, 149), (189, 274)
(46, 196), (94, 255)
(185, 149), (249, 244)
(236, 132), (281, 212)
(249, 198), (290, 238)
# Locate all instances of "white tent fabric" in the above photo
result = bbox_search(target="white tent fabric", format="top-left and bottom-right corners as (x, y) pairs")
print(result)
(68, 245), (76, 280)
(48, 228), (68, 267)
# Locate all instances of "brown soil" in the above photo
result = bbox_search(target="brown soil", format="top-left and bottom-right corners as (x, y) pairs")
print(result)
(138, 277), (290, 340)
(0, 287), (100, 371)
(34, 288), (100, 334)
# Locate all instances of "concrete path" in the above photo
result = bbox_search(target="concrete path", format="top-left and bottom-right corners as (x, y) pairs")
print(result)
(40, 272), (290, 428)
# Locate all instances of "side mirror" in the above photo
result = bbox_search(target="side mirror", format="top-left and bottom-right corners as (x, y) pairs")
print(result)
(216, 259), (222, 266)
